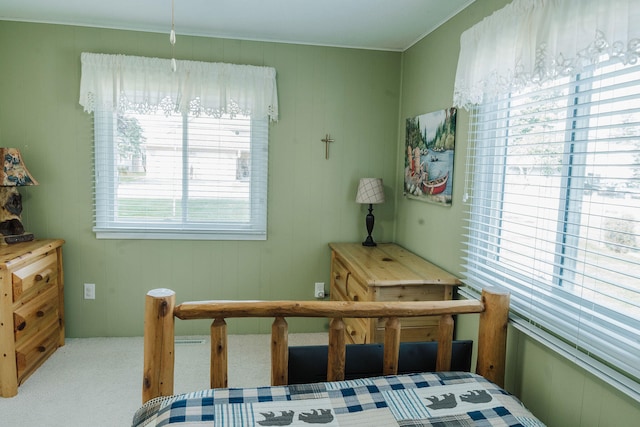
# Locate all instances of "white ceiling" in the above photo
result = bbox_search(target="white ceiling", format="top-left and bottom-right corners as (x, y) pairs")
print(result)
(0, 0), (474, 51)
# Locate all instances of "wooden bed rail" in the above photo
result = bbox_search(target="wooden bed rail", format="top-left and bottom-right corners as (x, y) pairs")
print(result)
(142, 288), (509, 404)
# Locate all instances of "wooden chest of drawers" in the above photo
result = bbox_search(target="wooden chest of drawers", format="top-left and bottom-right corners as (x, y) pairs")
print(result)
(0, 239), (65, 397)
(329, 242), (460, 344)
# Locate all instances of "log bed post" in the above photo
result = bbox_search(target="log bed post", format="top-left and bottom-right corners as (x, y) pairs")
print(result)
(211, 318), (228, 389)
(143, 289), (176, 403)
(327, 318), (346, 381)
(436, 314), (454, 372)
(476, 289), (510, 388)
(382, 317), (401, 376)
(271, 316), (289, 386)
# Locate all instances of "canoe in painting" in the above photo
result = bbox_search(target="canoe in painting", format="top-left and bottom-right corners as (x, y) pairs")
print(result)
(422, 171), (448, 195)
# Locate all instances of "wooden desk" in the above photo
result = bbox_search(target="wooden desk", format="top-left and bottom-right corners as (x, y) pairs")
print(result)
(329, 242), (461, 343)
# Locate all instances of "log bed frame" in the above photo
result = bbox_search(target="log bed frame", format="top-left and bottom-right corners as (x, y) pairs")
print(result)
(142, 288), (510, 404)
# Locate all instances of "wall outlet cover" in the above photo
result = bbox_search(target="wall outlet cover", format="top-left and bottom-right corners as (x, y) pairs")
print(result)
(84, 283), (96, 300)
(314, 282), (325, 299)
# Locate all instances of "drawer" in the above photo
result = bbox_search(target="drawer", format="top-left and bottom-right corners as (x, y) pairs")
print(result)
(331, 258), (349, 298)
(374, 316), (439, 343)
(373, 325), (439, 343)
(374, 284), (450, 302)
(330, 286), (347, 302)
(375, 315), (439, 329)
(12, 252), (58, 301)
(346, 275), (369, 302)
(344, 317), (368, 344)
(14, 284), (60, 343)
(15, 318), (60, 383)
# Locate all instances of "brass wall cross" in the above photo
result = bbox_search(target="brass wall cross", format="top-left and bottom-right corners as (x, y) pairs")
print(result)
(321, 134), (334, 159)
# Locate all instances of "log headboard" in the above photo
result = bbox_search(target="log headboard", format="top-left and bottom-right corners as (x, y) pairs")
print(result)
(142, 288), (509, 404)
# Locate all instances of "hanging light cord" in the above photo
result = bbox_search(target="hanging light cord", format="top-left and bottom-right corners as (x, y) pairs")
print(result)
(170, 0), (177, 71)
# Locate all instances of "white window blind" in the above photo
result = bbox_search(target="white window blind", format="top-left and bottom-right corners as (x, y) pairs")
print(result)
(80, 53), (277, 240)
(93, 109), (268, 239)
(462, 58), (640, 401)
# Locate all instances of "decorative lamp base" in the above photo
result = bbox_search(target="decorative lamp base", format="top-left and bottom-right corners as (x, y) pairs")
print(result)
(1, 232), (35, 245)
(362, 236), (377, 247)
(362, 204), (377, 246)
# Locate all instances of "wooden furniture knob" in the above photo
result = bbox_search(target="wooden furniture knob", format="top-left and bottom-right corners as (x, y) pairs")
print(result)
(35, 268), (53, 283)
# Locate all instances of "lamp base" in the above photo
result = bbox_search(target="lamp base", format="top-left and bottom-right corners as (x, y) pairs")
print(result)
(362, 235), (377, 247)
(1, 232), (35, 245)
(362, 204), (377, 246)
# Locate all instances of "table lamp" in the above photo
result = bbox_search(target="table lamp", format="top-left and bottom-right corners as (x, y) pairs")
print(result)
(0, 148), (38, 243)
(355, 178), (385, 247)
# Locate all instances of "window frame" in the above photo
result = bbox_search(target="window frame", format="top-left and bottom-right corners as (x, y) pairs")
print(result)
(92, 108), (269, 241)
(462, 58), (640, 402)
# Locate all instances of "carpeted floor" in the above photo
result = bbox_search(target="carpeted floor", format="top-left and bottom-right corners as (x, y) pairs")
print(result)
(0, 333), (327, 427)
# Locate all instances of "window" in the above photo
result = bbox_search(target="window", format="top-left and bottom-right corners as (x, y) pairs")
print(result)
(93, 109), (268, 239)
(463, 58), (640, 399)
(79, 53), (278, 240)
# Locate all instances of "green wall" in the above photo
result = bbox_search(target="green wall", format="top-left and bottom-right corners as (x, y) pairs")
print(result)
(396, 0), (640, 426)
(0, 21), (400, 337)
(1, 3), (639, 424)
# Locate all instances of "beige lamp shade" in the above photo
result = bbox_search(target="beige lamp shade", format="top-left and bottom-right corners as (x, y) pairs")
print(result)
(355, 178), (385, 204)
(1, 148), (38, 187)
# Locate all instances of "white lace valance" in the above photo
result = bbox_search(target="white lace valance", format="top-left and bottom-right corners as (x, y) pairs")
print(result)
(453, 0), (640, 108)
(79, 53), (279, 121)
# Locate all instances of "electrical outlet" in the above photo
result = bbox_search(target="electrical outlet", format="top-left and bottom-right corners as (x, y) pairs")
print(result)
(314, 282), (325, 299)
(84, 283), (96, 300)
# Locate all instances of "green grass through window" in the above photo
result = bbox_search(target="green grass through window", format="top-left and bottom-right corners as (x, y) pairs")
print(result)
(117, 198), (250, 221)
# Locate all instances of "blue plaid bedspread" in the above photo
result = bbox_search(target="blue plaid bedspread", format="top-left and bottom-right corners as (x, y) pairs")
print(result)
(132, 372), (545, 426)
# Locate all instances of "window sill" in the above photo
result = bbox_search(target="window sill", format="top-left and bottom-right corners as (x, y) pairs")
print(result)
(94, 229), (266, 241)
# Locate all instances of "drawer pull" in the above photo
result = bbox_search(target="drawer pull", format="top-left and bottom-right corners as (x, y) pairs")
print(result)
(16, 321), (26, 331)
(35, 268), (53, 283)
(36, 310), (45, 317)
(37, 345), (46, 353)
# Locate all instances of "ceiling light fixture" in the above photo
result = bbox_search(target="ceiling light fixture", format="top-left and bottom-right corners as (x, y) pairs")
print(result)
(170, 0), (177, 72)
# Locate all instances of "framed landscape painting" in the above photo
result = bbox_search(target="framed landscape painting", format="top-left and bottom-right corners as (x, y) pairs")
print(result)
(404, 108), (456, 206)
